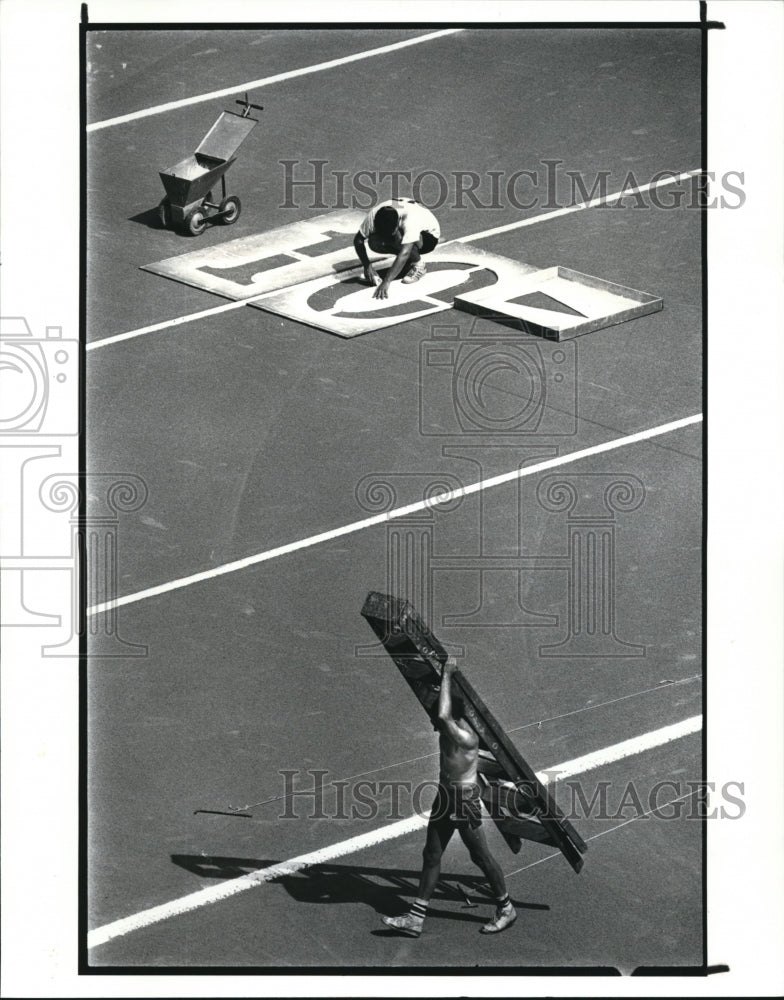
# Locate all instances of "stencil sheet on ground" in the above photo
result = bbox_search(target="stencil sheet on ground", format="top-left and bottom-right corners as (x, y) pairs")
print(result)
(248, 242), (540, 336)
(141, 210), (371, 299)
(141, 209), (542, 336)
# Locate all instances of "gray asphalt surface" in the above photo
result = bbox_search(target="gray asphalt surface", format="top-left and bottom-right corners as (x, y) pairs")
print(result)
(86, 26), (704, 970)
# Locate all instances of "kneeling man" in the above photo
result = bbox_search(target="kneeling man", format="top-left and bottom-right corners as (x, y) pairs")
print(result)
(353, 198), (440, 300)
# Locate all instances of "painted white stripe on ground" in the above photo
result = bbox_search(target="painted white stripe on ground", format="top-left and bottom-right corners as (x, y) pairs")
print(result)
(87, 30), (463, 132)
(86, 412), (702, 617)
(86, 168), (700, 352)
(538, 715), (703, 783)
(88, 814), (429, 950)
(452, 169), (701, 243)
(86, 299), (254, 350)
(87, 714), (702, 949)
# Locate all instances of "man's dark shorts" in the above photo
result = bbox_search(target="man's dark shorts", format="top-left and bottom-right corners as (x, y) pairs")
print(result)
(431, 782), (483, 830)
(419, 231), (439, 255)
(368, 230), (439, 256)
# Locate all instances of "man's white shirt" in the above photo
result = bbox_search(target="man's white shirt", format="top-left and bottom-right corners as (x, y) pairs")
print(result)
(359, 198), (441, 243)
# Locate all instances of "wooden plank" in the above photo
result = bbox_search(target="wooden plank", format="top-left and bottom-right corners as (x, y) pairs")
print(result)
(455, 671), (588, 870)
(481, 779), (539, 818)
(497, 816), (558, 845)
(358, 592), (524, 853)
(476, 750), (507, 780)
(360, 591), (587, 872)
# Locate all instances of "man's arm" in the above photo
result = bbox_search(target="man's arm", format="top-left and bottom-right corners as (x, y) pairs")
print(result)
(373, 243), (414, 300)
(353, 232), (371, 267)
(437, 657), (475, 748)
(354, 232), (380, 284)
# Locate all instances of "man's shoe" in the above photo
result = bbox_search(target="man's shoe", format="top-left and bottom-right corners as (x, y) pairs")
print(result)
(382, 913), (424, 937)
(480, 902), (517, 934)
(402, 262), (426, 284)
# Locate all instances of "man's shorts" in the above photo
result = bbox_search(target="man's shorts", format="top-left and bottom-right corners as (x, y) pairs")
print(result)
(419, 231), (439, 255)
(431, 782), (483, 830)
(368, 230), (439, 256)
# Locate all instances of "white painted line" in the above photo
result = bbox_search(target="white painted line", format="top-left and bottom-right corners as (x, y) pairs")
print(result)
(87, 167), (700, 352)
(87, 412), (702, 617)
(104, 412), (699, 603)
(88, 813), (429, 950)
(538, 715), (703, 783)
(87, 714), (702, 949)
(87, 30), (463, 132)
(454, 169), (701, 243)
(86, 295), (271, 351)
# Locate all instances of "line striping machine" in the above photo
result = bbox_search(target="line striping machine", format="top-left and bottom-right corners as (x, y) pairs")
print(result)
(157, 93), (263, 236)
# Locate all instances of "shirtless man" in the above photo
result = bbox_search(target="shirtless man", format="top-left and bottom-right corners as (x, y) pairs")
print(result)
(353, 198), (440, 300)
(382, 657), (517, 937)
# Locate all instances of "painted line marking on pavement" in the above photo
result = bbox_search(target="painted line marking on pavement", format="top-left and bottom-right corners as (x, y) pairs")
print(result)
(86, 412), (702, 617)
(88, 813), (428, 950)
(86, 297), (266, 351)
(453, 169), (701, 243)
(87, 30), (463, 132)
(87, 714), (702, 949)
(537, 714), (703, 784)
(86, 168), (700, 352)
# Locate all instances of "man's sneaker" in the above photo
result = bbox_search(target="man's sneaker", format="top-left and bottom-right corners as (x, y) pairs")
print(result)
(402, 262), (427, 284)
(480, 902), (517, 934)
(382, 913), (424, 937)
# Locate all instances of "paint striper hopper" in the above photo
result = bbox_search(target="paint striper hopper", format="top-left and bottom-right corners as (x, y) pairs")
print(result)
(157, 94), (263, 235)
